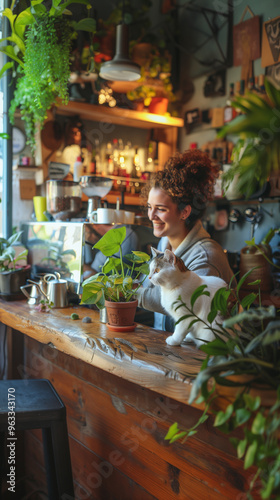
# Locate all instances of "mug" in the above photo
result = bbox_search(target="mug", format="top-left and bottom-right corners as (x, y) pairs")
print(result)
(114, 210), (135, 224)
(90, 208), (115, 224)
(33, 196), (48, 222)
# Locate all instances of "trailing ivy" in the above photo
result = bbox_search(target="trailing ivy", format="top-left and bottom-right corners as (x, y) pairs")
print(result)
(1, 0), (96, 153)
(9, 14), (72, 151)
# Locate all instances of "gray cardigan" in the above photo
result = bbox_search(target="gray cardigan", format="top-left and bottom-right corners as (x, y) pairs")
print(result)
(136, 220), (235, 330)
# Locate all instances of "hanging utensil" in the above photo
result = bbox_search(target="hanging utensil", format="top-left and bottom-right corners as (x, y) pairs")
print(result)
(228, 208), (242, 229)
(243, 207), (258, 239)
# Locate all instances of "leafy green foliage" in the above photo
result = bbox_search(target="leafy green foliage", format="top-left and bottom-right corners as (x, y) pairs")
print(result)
(219, 77), (280, 199)
(1, 0), (96, 153)
(81, 226), (150, 309)
(165, 282), (280, 499)
(0, 231), (28, 271)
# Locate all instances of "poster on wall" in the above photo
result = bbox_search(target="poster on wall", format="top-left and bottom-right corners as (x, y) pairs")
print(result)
(262, 15), (280, 67)
(233, 15), (260, 83)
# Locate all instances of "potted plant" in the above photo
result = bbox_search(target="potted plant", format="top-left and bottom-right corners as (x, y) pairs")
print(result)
(0, 231), (30, 298)
(165, 274), (280, 499)
(81, 226), (150, 330)
(126, 45), (176, 113)
(0, 0), (96, 153)
(218, 77), (280, 199)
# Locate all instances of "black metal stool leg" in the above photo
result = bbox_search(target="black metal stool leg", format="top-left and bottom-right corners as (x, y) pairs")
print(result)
(50, 421), (74, 499)
(42, 428), (59, 500)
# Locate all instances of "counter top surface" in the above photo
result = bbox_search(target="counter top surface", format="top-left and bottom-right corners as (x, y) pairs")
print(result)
(0, 300), (205, 405)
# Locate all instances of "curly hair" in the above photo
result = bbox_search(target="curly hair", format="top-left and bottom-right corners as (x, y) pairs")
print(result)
(141, 149), (220, 226)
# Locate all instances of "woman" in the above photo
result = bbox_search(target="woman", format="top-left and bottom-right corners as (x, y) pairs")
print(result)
(136, 149), (235, 331)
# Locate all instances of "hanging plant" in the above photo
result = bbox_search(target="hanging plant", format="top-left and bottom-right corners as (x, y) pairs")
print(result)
(0, 0), (96, 153)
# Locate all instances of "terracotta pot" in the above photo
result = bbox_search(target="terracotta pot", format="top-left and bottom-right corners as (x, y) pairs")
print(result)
(133, 100), (145, 112)
(105, 299), (138, 327)
(148, 97), (168, 115)
(239, 246), (273, 292)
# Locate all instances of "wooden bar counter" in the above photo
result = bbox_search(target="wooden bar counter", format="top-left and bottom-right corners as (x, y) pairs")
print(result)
(0, 300), (253, 500)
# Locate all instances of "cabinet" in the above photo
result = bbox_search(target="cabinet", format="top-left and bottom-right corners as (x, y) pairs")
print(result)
(49, 101), (184, 206)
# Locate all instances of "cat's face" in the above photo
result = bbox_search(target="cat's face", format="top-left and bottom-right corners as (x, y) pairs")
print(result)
(148, 248), (187, 287)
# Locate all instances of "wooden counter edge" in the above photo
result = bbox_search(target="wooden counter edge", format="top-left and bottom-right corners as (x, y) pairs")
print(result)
(0, 299), (207, 409)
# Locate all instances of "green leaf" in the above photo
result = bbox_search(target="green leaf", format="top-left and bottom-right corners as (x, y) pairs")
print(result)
(94, 226), (126, 256)
(169, 431), (188, 443)
(235, 408), (251, 427)
(237, 438), (248, 458)
(199, 338), (228, 356)
(190, 284), (209, 308)
(261, 475), (276, 499)
(73, 18), (96, 32)
(251, 412), (266, 435)
(214, 404), (234, 427)
(0, 61), (13, 79)
(102, 257), (121, 274)
(244, 439), (258, 469)
(243, 394), (261, 412)
(236, 267), (258, 292)
(165, 422), (180, 440)
(240, 292), (257, 309)
(131, 250), (150, 262)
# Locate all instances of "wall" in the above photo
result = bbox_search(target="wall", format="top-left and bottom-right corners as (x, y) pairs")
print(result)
(177, 1), (280, 255)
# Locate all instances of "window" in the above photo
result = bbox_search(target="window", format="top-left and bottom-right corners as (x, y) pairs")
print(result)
(0, 3), (3, 234)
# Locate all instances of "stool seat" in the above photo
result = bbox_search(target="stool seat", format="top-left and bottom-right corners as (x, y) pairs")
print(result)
(0, 379), (74, 500)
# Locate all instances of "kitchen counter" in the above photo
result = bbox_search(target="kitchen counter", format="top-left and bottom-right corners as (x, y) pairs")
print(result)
(0, 300), (255, 500)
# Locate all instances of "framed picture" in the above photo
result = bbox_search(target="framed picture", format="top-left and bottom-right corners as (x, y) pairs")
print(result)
(265, 62), (280, 86)
(262, 16), (280, 68)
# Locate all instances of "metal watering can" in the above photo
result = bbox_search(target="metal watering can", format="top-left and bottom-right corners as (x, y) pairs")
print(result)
(21, 272), (68, 308)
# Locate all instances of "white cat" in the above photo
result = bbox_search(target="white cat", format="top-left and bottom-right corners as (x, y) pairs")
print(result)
(149, 248), (227, 347)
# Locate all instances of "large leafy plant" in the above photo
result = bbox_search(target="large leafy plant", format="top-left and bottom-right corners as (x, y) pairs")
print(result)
(81, 226), (150, 309)
(165, 276), (280, 499)
(0, 231), (28, 272)
(218, 77), (280, 198)
(0, 0), (96, 152)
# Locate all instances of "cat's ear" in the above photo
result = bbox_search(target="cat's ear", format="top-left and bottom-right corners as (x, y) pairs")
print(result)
(151, 247), (160, 258)
(164, 249), (176, 265)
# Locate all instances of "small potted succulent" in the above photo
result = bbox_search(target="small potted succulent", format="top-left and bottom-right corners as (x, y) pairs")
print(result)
(0, 231), (30, 298)
(81, 226), (150, 331)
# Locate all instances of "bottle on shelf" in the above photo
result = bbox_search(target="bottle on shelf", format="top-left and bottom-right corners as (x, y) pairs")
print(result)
(112, 138), (119, 176)
(106, 142), (113, 176)
(89, 144), (97, 174)
(118, 139), (126, 176)
(95, 140), (101, 175)
(73, 156), (84, 182)
(131, 146), (141, 178)
(146, 142), (155, 172)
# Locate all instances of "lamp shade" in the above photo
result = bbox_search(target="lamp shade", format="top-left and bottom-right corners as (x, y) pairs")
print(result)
(100, 24), (141, 82)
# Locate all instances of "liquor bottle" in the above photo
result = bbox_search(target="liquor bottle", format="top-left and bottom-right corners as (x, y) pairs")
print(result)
(112, 138), (119, 176)
(146, 142), (154, 172)
(118, 139), (126, 176)
(73, 156), (83, 182)
(95, 140), (101, 175)
(106, 142), (113, 175)
(89, 145), (96, 174)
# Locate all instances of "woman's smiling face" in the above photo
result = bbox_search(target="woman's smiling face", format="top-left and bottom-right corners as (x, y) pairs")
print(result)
(147, 188), (189, 246)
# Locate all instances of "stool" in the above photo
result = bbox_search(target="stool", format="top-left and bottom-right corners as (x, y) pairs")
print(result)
(0, 379), (74, 500)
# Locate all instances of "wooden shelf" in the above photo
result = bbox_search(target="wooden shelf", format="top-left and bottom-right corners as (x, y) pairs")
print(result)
(56, 101), (184, 129)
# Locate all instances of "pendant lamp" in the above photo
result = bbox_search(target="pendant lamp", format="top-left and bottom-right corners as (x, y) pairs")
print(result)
(99, 23), (141, 82)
